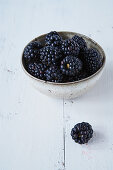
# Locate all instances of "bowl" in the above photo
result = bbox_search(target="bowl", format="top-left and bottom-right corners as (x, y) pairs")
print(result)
(21, 31), (106, 99)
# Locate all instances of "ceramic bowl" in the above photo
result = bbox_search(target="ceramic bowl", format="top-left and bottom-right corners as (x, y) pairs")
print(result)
(21, 31), (106, 99)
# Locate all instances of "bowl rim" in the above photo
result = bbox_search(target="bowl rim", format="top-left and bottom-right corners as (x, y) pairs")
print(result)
(21, 31), (106, 85)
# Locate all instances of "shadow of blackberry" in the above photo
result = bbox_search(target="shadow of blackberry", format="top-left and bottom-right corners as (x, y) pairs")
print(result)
(82, 131), (106, 150)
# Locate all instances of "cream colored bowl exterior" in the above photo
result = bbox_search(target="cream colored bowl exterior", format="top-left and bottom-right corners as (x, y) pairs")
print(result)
(22, 32), (106, 99)
(26, 69), (104, 99)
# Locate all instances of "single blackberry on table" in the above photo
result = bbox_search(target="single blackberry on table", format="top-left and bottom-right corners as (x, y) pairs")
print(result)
(27, 62), (46, 80)
(40, 46), (62, 66)
(24, 41), (43, 63)
(61, 39), (80, 56)
(83, 48), (103, 74)
(45, 66), (63, 83)
(61, 56), (83, 76)
(72, 35), (87, 51)
(45, 31), (62, 47)
(71, 122), (93, 144)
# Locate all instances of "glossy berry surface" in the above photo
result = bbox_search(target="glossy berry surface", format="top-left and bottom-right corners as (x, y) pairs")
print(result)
(45, 31), (62, 47)
(71, 122), (93, 144)
(24, 41), (42, 62)
(40, 46), (62, 66)
(28, 62), (46, 80)
(72, 35), (87, 51)
(61, 39), (80, 56)
(83, 48), (103, 74)
(61, 56), (83, 76)
(45, 66), (63, 83)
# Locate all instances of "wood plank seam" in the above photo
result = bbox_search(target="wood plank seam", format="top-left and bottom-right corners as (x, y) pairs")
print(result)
(63, 98), (65, 170)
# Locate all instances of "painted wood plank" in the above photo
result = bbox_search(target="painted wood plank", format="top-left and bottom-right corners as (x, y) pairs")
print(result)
(0, 0), (113, 170)
(64, 61), (113, 170)
(0, 1), (64, 170)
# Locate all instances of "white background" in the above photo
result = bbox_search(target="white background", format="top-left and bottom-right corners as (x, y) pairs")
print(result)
(0, 0), (113, 169)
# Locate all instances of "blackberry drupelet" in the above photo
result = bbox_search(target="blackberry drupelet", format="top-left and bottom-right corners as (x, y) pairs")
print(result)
(24, 41), (42, 62)
(61, 39), (80, 56)
(28, 62), (46, 80)
(40, 46), (62, 66)
(83, 48), (103, 74)
(45, 66), (63, 83)
(71, 122), (93, 144)
(45, 31), (62, 47)
(72, 35), (87, 51)
(61, 56), (83, 76)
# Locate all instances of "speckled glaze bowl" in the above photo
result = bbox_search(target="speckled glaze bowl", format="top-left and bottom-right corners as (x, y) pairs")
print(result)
(21, 31), (106, 99)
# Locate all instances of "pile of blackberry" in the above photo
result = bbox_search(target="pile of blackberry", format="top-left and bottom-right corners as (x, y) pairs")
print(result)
(23, 31), (103, 83)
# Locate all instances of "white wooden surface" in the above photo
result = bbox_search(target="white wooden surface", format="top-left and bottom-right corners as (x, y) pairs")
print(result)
(0, 0), (113, 169)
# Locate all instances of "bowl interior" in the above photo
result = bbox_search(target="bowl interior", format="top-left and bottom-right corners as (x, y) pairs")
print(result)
(22, 31), (106, 84)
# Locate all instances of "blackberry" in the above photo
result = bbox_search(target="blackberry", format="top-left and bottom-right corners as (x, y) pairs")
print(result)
(83, 48), (103, 74)
(28, 62), (46, 80)
(45, 31), (62, 47)
(40, 46), (62, 66)
(61, 39), (80, 56)
(61, 56), (83, 76)
(24, 41), (42, 63)
(45, 66), (63, 83)
(71, 122), (93, 144)
(76, 70), (89, 80)
(66, 70), (89, 82)
(72, 35), (87, 51)
(78, 47), (87, 60)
